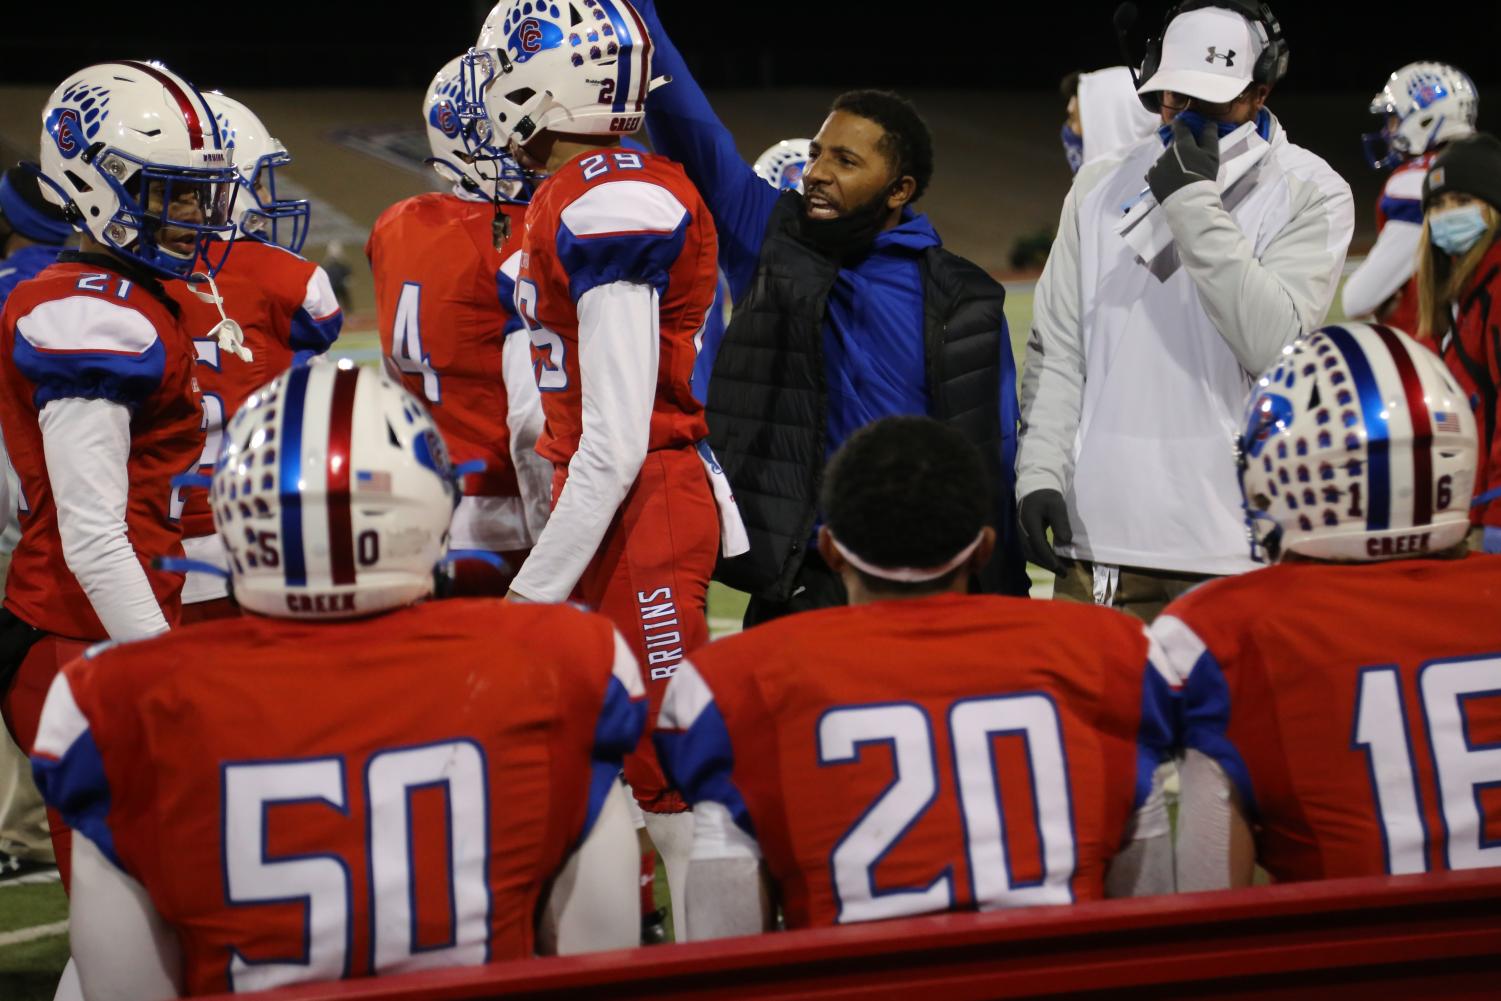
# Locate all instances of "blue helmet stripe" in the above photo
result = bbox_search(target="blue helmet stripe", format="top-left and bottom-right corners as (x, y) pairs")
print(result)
(597, 0), (633, 113)
(1324, 324), (1391, 530)
(279, 365), (311, 586)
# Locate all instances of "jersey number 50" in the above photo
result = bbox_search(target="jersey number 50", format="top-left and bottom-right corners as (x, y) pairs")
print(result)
(819, 695), (1076, 923)
(222, 739), (490, 991)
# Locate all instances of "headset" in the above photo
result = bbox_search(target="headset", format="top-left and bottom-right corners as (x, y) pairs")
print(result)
(1115, 1), (1290, 114)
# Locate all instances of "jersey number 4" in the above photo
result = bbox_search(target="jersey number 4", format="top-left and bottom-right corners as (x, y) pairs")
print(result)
(390, 282), (441, 403)
(222, 740), (490, 991)
(819, 695), (1076, 923)
(1353, 654), (1501, 874)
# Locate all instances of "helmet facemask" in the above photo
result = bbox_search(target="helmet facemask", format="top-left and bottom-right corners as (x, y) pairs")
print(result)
(99, 151), (239, 279)
(238, 149), (310, 254)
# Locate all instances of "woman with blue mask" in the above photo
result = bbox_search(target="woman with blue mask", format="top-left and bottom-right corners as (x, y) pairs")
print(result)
(1417, 133), (1501, 552)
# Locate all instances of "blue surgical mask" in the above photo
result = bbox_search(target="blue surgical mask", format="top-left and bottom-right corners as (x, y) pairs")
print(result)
(1429, 205), (1491, 256)
(1061, 123), (1083, 175)
(1158, 109), (1273, 146)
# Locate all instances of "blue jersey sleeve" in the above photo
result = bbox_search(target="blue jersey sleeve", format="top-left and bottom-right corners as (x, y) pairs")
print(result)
(1136, 658), (1181, 811)
(1378, 194), (1424, 226)
(1179, 643), (1257, 815)
(289, 306), (342, 357)
(580, 674), (648, 843)
(30, 674), (127, 873)
(653, 667), (756, 838)
(555, 180), (692, 303)
(12, 296), (165, 411)
(636, 0), (778, 301)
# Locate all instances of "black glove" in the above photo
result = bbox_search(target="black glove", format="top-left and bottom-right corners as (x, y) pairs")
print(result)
(1146, 118), (1221, 204)
(1018, 489), (1073, 574)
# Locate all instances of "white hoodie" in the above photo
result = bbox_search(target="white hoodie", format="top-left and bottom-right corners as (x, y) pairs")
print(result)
(1019, 112), (1355, 575)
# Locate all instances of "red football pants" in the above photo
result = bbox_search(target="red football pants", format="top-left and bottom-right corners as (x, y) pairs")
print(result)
(568, 447), (718, 814)
(1, 634), (90, 891)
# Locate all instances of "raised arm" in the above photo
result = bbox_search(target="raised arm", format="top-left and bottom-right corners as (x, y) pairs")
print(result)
(635, 0), (779, 299)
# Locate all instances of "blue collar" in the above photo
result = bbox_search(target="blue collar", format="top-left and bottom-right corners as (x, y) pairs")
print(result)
(872, 207), (941, 253)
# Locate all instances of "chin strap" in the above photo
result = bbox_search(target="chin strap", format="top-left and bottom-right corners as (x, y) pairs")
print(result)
(152, 556), (231, 579)
(187, 270), (254, 362)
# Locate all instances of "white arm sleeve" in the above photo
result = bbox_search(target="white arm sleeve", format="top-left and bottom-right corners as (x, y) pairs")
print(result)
(39, 397), (170, 640)
(684, 801), (768, 941)
(70, 833), (183, 1000)
(536, 779), (639, 955)
(1016, 177), (1089, 499)
(508, 281), (658, 602)
(1341, 219), (1422, 319)
(501, 328), (554, 546)
(1175, 748), (1239, 892)
(1104, 761), (1175, 898)
(1161, 169), (1356, 375)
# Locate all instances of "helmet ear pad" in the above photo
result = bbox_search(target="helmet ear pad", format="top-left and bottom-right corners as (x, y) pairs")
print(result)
(1134, 0), (1289, 115)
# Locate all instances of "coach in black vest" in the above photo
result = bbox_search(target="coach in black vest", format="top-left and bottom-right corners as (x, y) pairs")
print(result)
(640, 2), (1028, 625)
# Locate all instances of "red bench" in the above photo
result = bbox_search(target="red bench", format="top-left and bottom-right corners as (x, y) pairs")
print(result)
(202, 869), (1501, 1000)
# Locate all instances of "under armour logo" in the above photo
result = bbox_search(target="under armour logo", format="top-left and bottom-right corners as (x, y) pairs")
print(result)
(1206, 46), (1236, 66)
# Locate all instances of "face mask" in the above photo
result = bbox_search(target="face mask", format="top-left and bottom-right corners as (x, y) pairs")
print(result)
(797, 186), (892, 261)
(1429, 205), (1491, 257)
(1061, 123), (1083, 175)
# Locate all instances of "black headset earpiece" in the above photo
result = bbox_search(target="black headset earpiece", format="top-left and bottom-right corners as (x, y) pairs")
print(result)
(1131, 0), (1289, 115)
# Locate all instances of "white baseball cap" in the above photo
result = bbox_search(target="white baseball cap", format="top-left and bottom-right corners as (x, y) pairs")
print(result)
(1138, 6), (1264, 105)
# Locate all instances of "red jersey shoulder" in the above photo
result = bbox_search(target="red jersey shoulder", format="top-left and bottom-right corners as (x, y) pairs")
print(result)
(220, 239), (317, 312)
(533, 150), (704, 230)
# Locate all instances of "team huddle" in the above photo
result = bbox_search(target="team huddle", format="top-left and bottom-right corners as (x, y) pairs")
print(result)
(0, 0), (1496, 997)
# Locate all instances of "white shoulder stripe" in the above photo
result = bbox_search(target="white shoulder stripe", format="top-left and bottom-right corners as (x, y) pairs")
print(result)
(32, 674), (90, 760)
(657, 659), (713, 732)
(499, 249), (523, 282)
(1384, 170), (1425, 201)
(1145, 616), (1206, 688)
(17, 297), (159, 355)
(560, 180), (688, 238)
(610, 628), (645, 699)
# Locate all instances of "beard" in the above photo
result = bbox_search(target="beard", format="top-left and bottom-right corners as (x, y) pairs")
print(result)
(796, 188), (891, 262)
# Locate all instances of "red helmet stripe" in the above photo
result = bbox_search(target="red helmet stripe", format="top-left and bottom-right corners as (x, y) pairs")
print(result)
(1371, 324), (1435, 527)
(118, 60), (206, 151)
(325, 366), (360, 585)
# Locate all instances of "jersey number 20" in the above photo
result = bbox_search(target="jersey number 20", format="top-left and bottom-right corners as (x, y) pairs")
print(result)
(819, 695), (1076, 923)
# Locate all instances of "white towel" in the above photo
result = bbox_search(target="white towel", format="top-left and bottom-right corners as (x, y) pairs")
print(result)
(696, 441), (750, 558)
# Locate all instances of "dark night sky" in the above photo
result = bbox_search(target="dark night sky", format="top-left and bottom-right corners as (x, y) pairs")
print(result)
(3, 2), (1498, 94)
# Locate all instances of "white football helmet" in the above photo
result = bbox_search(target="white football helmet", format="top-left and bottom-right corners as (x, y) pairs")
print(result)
(754, 139), (811, 192)
(204, 91), (310, 254)
(424, 55), (529, 203)
(1364, 62), (1478, 169)
(1238, 323), (1476, 564)
(38, 61), (239, 279)
(214, 360), (458, 620)
(460, 0), (653, 160)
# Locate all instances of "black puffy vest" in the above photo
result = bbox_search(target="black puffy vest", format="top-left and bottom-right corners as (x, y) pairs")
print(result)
(706, 193), (1028, 600)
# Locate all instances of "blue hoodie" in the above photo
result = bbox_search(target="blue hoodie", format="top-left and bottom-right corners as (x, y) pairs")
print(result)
(638, 1), (1016, 463)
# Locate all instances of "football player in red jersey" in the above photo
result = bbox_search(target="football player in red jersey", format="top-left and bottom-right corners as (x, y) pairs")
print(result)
(1343, 63), (1478, 327)
(0, 61), (242, 887)
(31, 362), (643, 997)
(462, 0), (747, 922)
(367, 56), (551, 596)
(172, 90), (344, 622)
(655, 417), (1176, 938)
(1156, 322), (1501, 889)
